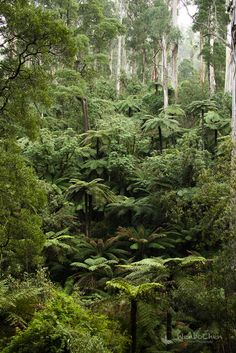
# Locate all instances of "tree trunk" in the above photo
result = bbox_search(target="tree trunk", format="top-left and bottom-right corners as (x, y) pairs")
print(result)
(166, 311), (172, 340)
(116, 0), (124, 95)
(209, 36), (216, 97)
(88, 194), (92, 238)
(162, 34), (169, 109)
(225, 24), (232, 93)
(152, 49), (159, 83)
(172, 44), (178, 95)
(158, 126), (163, 154)
(208, 7), (216, 97)
(200, 32), (206, 85)
(201, 109), (205, 149)
(84, 193), (89, 237)
(130, 299), (137, 353)
(230, 0), (236, 236)
(171, 0), (179, 98)
(142, 48), (147, 84)
(116, 35), (122, 94)
(78, 97), (90, 132)
(231, 1), (236, 157)
(109, 46), (114, 79)
(215, 129), (218, 148)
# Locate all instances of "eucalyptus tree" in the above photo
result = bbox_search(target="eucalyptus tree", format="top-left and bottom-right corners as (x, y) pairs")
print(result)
(146, 0), (171, 108)
(125, 0), (150, 82)
(192, 0), (229, 94)
(170, 0), (180, 94)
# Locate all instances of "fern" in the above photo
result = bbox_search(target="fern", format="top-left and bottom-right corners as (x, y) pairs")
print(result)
(106, 279), (163, 299)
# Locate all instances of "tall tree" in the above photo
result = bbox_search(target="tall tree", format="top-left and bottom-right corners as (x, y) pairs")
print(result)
(170, 0), (179, 95)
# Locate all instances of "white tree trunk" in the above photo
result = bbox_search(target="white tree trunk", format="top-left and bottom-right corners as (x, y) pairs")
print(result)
(109, 47), (114, 78)
(229, 0), (236, 238)
(209, 36), (216, 96)
(116, 0), (124, 95)
(200, 33), (206, 84)
(116, 35), (122, 94)
(225, 23), (232, 93)
(231, 1), (236, 150)
(171, 0), (179, 93)
(162, 35), (169, 109)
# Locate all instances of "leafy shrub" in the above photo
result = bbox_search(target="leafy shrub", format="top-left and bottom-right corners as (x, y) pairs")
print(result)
(2, 291), (128, 353)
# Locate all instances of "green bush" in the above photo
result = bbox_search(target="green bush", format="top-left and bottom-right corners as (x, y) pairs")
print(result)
(2, 291), (128, 353)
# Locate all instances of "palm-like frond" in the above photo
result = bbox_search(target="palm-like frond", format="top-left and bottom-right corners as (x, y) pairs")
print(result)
(44, 229), (74, 251)
(73, 235), (130, 261)
(67, 178), (117, 207)
(143, 115), (180, 137)
(187, 100), (218, 115)
(80, 129), (111, 148)
(106, 278), (163, 299)
(116, 95), (141, 115)
(204, 111), (230, 131)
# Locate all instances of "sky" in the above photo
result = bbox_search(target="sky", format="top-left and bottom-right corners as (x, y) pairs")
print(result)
(178, 3), (197, 29)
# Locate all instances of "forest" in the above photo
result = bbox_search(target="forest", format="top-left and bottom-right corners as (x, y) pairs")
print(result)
(0, 0), (236, 352)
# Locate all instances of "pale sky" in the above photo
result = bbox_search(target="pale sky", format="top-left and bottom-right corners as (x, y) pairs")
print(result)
(178, 4), (197, 29)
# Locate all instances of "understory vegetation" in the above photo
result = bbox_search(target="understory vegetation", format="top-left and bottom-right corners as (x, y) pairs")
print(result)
(0, 1), (235, 352)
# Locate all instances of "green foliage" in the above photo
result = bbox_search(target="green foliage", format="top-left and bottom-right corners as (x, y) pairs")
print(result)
(2, 291), (128, 353)
(0, 143), (46, 274)
(72, 235), (129, 262)
(0, 0), (77, 138)
(21, 129), (93, 181)
(0, 270), (52, 346)
(0, 0), (234, 352)
(67, 178), (116, 208)
(107, 279), (163, 300)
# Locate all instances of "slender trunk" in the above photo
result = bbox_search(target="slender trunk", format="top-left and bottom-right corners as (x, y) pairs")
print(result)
(158, 126), (163, 153)
(116, 35), (122, 94)
(172, 43), (178, 97)
(162, 35), (169, 109)
(142, 48), (147, 84)
(215, 129), (218, 148)
(208, 7), (216, 97)
(88, 194), (92, 238)
(109, 46), (114, 79)
(131, 48), (138, 76)
(209, 36), (216, 97)
(122, 36), (129, 75)
(84, 193), (89, 237)
(201, 109), (205, 149)
(200, 33), (206, 85)
(116, 0), (124, 95)
(225, 24), (232, 93)
(171, 0), (179, 98)
(130, 299), (137, 353)
(78, 97), (90, 132)
(152, 49), (159, 83)
(128, 107), (132, 117)
(231, 1), (236, 235)
(166, 311), (172, 340)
